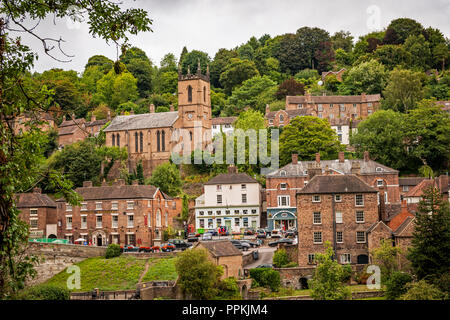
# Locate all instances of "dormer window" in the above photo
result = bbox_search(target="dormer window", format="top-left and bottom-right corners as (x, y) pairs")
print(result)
(280, 183), (287, 190)
(280, 170), (286, 177)
(376, 167), (382, 172)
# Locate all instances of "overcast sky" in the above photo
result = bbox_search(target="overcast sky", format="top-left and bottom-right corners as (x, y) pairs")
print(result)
(9, 0), (450, 73)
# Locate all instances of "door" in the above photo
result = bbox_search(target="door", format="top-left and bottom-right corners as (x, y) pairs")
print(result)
(97, 235), (102, 246)
(251, 220), (257, 228)
(225, 220), (231, 229)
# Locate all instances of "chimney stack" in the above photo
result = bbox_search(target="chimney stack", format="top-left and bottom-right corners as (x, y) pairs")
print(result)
(33, 187), (42, 194)
(364, 151), (370, 162)
(338, 151), (345, 163)
(307, 162), (322, 180)
(351, 161), (361, 175)
(292, 153), (298, 165)
(170, 104), (174, 112)
(227, 165), (237, 174)
(149, 104), (155, 113)
(83, 181), (93, 188)
(361, 92), (367, 101)
(315, 153), (320, 163)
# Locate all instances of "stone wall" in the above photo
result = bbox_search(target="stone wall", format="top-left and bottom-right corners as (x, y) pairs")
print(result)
(275, 267), (316, 290)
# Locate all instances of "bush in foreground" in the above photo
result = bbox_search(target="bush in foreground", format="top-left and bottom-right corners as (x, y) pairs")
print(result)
(105, 244), (121, 259)
(385, 271), (413, 300)
(15, 285), (70, 300)
(249, 268), (281, 292)
(401, 280), (445, 300)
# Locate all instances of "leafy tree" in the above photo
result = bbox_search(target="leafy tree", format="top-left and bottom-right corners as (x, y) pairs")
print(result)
(273, 33), (303, 75)
(273, 248), (290, 268)
(372, 45), (412, 70)
(324, 74), (340, 93)
(211, 89), (227, 117)
(403, 34), (432, 71)
(181, 193), (189, 222)
(350, 110), (409, 170)
(279, 116), (342, 166)
(309, 243), (352, 300)
(123, 57), (153, 97)
(401, 280), (445, 300)
(407, 186), (450, 282)
(94, 69), (139, 110)
(314, 41), (335, 73)
(331, 30), (354, 52)
(179, 46), (188, 65)
(0, 0), (151, 298)
(432, 42), (449, 72)
(383, 18), (424, 45)
(383, 69), (424, 113)
(209, 48), (238, 88)
(237, 43), (254, 61)
(175, 248), (223, 300)
(334, 48), (352, 67)
(403, 100), (450, 171)
(159, 53), (178, 73)
(385, 271), (413, 300)
(155, 71), (178, 95)
(275, 78), (305, 99)
(370, 239), (404, 283)
(339, 59), (388, 95)
(105, 244), (121, 259)
(219, 58), (259, 95)
(91, 103), (112, 120)
(181, 50), (211, 75)
(249, 268), (281, 291)
(234, 109), (266, 131)
(84, 55), (114, 74)
(227, 75), (277, 113)
(216, 277), (241, 300)
(146, 162), (182, 196)
(81, 65), (105, 95)
(295, 68), (320, 82)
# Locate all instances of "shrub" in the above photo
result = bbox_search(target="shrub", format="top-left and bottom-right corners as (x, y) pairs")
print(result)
(385, 271), (413, 300)
(16, 285), (70, 300)
(105, 244), (121, 259)
(341, 264), (353, 283)
(216, 277), (241, 300)
(401, 280), (445, 300)
(249, 268), (281, 292)
(273, 248), (290, 268)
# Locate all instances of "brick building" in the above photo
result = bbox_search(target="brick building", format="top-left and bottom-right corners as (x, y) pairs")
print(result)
(195, 240), (244, 279)
(56, 180), (181, 247)
(16, 188), (58, 239)
(321, 68), (346, 81)
(11, 111), (56, 135)
(399, 177), (425, 200)
(58, 114), (108, 148)
(296, 174), (380, 267)
(265, 152), (400, 231)
(211, 116), (237, 137)
(103, 64), (212, 177)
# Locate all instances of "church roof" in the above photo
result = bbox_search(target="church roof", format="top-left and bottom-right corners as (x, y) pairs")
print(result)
(104, 112), (179, 132)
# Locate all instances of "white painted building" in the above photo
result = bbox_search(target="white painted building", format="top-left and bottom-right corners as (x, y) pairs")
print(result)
(211, 117), (237, 137)
(330, 118), (361, 145)
(195, 167), (261, 233)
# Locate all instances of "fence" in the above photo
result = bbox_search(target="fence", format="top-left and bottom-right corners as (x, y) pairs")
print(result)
(29, 238), (69, 244)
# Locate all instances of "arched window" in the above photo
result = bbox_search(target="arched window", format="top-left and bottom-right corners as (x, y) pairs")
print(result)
(156, 209), (161, 227)
(279, 114), (284, 123)
(134, 132), (138, 152)
(187, 85), (192, 102)
(139, 132), (143, 152)
(112, 134), (115, 146)
(165, 212), (168, 227)
(156, 130), (161, 152)
(161, 131), (165, 151)
(203, 86), (206, 102)
(189, 131), (192, 141)
(117, 133), (120, 147)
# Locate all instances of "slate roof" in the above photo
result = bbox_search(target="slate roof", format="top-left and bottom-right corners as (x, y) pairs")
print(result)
(266, 109), (312, 120)
(60, 184), (160, 201)
(212, 117), (237, 125)
(404, 179), (436, 198)
(197, 240), (243, 257)
(286, 94), (381, 104)
(297, 174), (377, 194)
(267, 158), (397, 178)
(393, 217), (415, 236)
(16, 192), (57, 208)
(85, 119), (108, 127)
(204, 173), (258, 185)
(399, 177), (425, 186)
(104, 112), (178, 132)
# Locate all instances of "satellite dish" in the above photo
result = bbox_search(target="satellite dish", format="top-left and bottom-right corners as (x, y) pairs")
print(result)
(318, 80), (323, 86)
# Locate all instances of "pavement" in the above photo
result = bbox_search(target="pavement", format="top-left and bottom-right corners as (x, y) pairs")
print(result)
(244, 247), (277, 269)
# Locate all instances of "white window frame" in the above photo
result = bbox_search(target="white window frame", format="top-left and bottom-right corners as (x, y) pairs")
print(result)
(278, 195), (290, 207)
(356, 231), (366, 243)
(280, 183), (287, 190)
(29, 217), (38, 229)
(111, 214), (118, 228)
(81, 215), (87, 229)
(356, 211), (365, 223)
(308, 254), (315, 264)
(312, 195), (321, 203)
(336, 212), (343, 224)
(217, 194), (222, 204)
(81, 202), (87, 211)
(66, 216), (72, 230)
(377, 179), (383, 187)
(127, 213), (134, 228)
(241, 184), (246, 190)
(95, 202), (102, 210)
(335, 194), (342, 202)
(111, 201), (118, 210)
(96, 215), (102, 228)
(127, 201), (134, 210)
(313, 232), (322, 244)
(66, 203), (72, 212)
(313, 212), (322, 224)
(355, 194), (364, 206)
(30, 208), (38, 216)
(336, 231), (343, 243)
(340, 253), (351, 264)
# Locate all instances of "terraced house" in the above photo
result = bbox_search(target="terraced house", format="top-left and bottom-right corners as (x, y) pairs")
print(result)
(56, 180), (181, 247)
(194, 166), (261, 233)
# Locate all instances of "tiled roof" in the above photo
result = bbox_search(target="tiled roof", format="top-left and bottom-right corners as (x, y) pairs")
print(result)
(399, 177), (425, 186)
(85, 119), (108, 127)
(60, 118), (85, 127)
(104, 112), (178, 132)
(297, 174), (377, 194)
(266, 109), (312, 120)
(286, 94), (381, 104)
(393, 217), (415, 236)
(366, 220), (392, 234)
(404, 179), (436, 198)
(197, 240), (243, 257)
(204, 173), (258, 185)
(212, 117), (237, 125)
(388, 203), (415, 232)
(267, 158), (397, 178)
(63, 184), (159, 201)
(16, 192), (57, 208)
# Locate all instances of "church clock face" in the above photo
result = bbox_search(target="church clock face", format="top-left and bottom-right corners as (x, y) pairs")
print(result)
(187, 113), (193, 120)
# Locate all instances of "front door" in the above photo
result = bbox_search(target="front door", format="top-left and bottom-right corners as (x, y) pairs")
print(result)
(251, 220), (257, 228)
(225, 220), (231, 229)
(97, 235), (102, 246)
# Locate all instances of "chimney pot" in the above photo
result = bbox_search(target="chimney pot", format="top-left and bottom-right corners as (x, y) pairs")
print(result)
(292, 153), (298, 165)
(315, 153), (320, 163)
(83, 181), (93, 188)
(338, 152), (345, 163)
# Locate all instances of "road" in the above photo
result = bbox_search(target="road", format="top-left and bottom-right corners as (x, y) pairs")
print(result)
(244, 247), (276, 269)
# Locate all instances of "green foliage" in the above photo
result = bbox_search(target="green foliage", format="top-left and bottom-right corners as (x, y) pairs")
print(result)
(309, 244), (352, 300)
(385, 271), (413, 300)
(94, 69), (139, 110)
(279, 116), (342, 166)
(175, 248), (223, 300)
(273, 248), (290, 268)
(275, 77), (305, 99)
(105, 244), (121, 259)
(181, 194), (189, 221)
(146, 162), (182, 196)
(234, 109), (266, 131)
(383, 18), (424, 45)
(331, 30), (354, 52)
(249, 268), (281, 292)
(407, 187), (450, 283)
(85, 55), (114, 74)
(210, 48), (238, 88)
(15, 284), (70, 300)
(216, 277), (242, 300)
(141, 258), (178, 282)
(382, 68), (424, 112)
(181, 50), (211, 75)
(372, 45), (412, 70)
(370, 239), (403, 283)
(401, 280), (445, 300)
(341, 264), (353, 283)
(220, 58), (260, 95)
(339, 59), (388, 95)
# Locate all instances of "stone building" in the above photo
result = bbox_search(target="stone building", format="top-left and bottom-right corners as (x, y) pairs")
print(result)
(321, 68), (346, 81)
(194, 167), (261, 233)
(296, 174), (379, 267)
(211, 116), (237, 137)
(56, 180), (181, 247)
(195, 240), (244, 279)
(16, 187), (58, 239)
(58, 114), (109, 148)
(265, 152), (400, 231)
(399, 177), (425, 200)
(11, 111), (56, 135)
(103, 64), (212, 177)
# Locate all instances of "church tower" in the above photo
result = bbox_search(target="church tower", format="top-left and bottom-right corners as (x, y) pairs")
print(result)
(177, 60), (212, 152)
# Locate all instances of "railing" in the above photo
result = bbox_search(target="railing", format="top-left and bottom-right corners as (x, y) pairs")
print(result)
(28, 238), (69, 244)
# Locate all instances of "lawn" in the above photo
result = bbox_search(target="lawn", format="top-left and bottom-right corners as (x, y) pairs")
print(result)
(141, 257), (178, 282)
(44, 255), (147, 292)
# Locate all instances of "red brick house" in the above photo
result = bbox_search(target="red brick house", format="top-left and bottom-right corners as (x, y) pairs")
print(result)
(58, 114), (109, 148)
(296, 174), (380, 266)
(56, 180), (181, 247)
(16, 188), (58, 239)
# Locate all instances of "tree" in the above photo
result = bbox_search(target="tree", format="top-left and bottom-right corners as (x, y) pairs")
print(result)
(180, 50), (210, 75)
(383, 69), (424, 113)
(156, 71), (178, 95)
(273, 248), (290, 268)
(159, 53), (177, 73)
(234, 109), (266, 131)
(309, 243), (352, 300)
(219, 58), (259, 95)
(350, 110), (409, 170)
(432, 42), (449, 72)
(339, 59), (388, 95)
(403, 100), (450, 171)
(122, 56), (153, 97)
(385, 271), (413, 300)
(372, 45), (412, 70)
(403, 34), (432, 71)
(146, 162), (182, 197)
(370, 239), (404, 283)
(175, 248), (223, 300)
(407, 187), (450, 283)
(401, 280), (445, 300)
(227, 75), (276, 113)
(84, 55), (114, 74)
(279, 116), (342, 166)
(0, 0), (151, 298)
(275, 78), (305, 100)
(331, 30), (354, 52)
(209, 48), (238, 88)
(383, 18), (424, 45)
(94, 69), (139, 110)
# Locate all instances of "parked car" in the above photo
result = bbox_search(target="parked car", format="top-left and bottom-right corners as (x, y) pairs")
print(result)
(161, 243), (176, 252)
(255, 264), (273, 268)
(230, 240), (250, 251)
(168, 239), (192, 250)
(202, 232), (213, 241)
(240, 240), (260, 248)
(285, 231), (296, 238)
(138, 246), (152, 253)
(123, 245), (139, 252)
(207, 229), (218, 236)
(270, 229), (282, 239)
(268, 238), (294, 247)
(187, 233), (199, 242)
(256, 229), (267, 239)
(264, 228), (272, 237)
(244, 228), (255, 235)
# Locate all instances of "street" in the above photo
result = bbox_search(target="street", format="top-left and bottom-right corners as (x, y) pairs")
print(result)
(244, 247), (276, 269)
